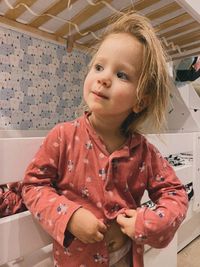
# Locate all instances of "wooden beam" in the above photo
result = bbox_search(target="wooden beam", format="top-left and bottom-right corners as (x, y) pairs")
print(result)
(0, 14), (65, 44)
(29, 0), (79, 28)
(5, 0), (38, 20)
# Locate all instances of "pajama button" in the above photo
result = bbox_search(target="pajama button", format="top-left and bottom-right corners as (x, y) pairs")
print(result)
(136, 234), (147, 242)
(105, 185), (113, 191)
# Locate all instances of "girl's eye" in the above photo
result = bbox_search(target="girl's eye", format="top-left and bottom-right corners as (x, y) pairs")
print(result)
(117, 71), (128, 80)
(95, 64), (103, 72)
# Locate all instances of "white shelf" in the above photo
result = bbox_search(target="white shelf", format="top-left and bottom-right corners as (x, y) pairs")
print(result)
(184, 198), (195, 224)
(165, 83), (200, 132)
(177, 210), (200, 252)
(0, 211), (52, 265)
(144, 234), (177, 267)
(146, 132), (193, 156)
(175, 164), (193, 185)
(145, 79), (200, 258)
(178, 83), (200, 110)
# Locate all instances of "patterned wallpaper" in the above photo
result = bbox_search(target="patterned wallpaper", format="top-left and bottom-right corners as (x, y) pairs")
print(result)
(0, 26), (90, 130)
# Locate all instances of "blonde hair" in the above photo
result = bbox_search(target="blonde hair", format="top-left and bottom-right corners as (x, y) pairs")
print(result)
(90, 11), (172, 134)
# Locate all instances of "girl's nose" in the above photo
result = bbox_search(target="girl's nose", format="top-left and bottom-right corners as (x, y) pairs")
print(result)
(97, 76), (111, 88)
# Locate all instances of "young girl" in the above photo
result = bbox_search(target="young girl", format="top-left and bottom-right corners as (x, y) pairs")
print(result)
(22, 12), (188, 267)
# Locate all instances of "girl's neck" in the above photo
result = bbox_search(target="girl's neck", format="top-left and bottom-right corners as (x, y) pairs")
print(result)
(88, 113), (127, 153)
(89, 113), (122, 137)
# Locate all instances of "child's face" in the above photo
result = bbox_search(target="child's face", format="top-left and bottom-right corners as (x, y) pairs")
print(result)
(83, 33), (144, 120)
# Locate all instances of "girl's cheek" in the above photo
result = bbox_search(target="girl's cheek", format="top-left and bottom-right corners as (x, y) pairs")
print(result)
(83, 81), (90, 101)
(83, 75), (89, 88)
(84, 75), (94, 92)
(83, 81), (89, 95)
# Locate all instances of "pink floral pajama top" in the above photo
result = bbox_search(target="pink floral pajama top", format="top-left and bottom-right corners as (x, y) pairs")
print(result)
(22, 113), (188, 267)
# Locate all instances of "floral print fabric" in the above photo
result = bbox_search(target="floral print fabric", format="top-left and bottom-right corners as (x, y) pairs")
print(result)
(22, 113), (188, 267)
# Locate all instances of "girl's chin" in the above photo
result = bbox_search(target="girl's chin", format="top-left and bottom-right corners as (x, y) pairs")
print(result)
(87, 103), (105, 111)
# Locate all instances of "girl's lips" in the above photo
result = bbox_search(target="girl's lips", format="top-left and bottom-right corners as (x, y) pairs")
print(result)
(92, 91), (109, 99)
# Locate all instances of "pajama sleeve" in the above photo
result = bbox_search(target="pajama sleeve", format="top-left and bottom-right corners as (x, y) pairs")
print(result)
(22, 124), (81, 247)
(0, 182), (26, 218)
(134, 141), (188, 248)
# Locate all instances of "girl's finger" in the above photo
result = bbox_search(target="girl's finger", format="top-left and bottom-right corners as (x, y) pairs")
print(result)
(116, 214), (126, 226)
(95, 231), (104, 242)
(120, 227), (126, 234)
(98, 221), (107, 233)
(124, 209), (136, 217)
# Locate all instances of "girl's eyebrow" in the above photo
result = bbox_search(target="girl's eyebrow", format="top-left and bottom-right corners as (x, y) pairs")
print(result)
(93, 56), (106, 62)
(120, 62), (136, 72)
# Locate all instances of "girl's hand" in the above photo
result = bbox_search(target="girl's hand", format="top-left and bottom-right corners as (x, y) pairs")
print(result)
(116, 209), (137, 239)
(67, 208), (107, 244)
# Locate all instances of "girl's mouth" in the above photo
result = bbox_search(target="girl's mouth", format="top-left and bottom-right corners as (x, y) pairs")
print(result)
(92, 91), (109, 99)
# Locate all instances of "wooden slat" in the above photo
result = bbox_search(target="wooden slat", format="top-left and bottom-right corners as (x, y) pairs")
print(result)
(131, 0), (160, 11)
(170, 29), (200, 45)
(80, 38), (98, 49)
(167, 44), (189, 55)
(172, 50), (200, 61)
(160, 21), (199, 39)
(161, 41), (182, 57)
(155, 13), (191, 32)
(180, 42), (200, 52)
(166, 41), (200, 58)
(147, 2), (181, 21)
(55, 0), (113, 37)
(72, 0), (161, 41)
(169, 49), (183, 56)
(5, 0), (38, 20)
(167, 47), (200, 56)
(175, 35), (200, 47)
(74, 17), (110, 41)
(29, 0), (79, 28)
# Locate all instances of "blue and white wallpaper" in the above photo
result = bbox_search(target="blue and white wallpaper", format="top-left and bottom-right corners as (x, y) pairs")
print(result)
(0, 26), (90, 130)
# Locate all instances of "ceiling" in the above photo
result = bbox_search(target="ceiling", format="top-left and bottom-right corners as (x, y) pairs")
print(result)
(0, 0), (200, 61)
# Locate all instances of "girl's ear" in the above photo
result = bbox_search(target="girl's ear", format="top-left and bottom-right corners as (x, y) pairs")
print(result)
(132, 96), (149, 113)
